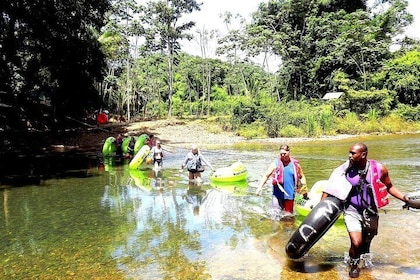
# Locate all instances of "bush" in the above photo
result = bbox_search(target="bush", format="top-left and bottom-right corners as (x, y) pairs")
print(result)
(210, 86), (233, 115)
(231, 98), (262, 128)
(359, 120), (383, 134)
(280, 125), (305, 137)
(393, 104), (420, 121)
(319, 107), (334, 133)
(146, 99), (167, 118)
(336, 89), (395, 116)
(238, 121), (266, 139)
(381, 114), (420, 133)
(333, 112), (362, 134)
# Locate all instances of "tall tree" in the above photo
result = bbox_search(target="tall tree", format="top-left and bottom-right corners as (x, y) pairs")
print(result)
(216, 12), (251, 96)
(0, 0), (110, 130)
(249, 0), (412, 99)
(195, 27), (218, 116)
(140, 0), (201, 117)
(102, 0), (144, 121)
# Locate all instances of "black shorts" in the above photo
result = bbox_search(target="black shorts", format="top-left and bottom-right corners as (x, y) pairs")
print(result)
(188, 167), (204, 173)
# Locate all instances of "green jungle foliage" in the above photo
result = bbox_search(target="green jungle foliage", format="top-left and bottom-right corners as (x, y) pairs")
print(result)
(1, 0), (109, 130)
(1, 0), (420, 139)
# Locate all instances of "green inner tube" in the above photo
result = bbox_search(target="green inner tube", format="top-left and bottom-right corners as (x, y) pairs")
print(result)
(134, 134), (149, 155)
(102, 137), (116, 156)
(122, 136), (137, 154)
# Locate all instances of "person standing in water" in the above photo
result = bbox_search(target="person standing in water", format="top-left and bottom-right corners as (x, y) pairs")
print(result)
(255, 144), (308, 216)
(126, 136), (136, 158)
(181, 144), (214, 182)
(322, 142), (409, 278)
(149, 140), (164, 168)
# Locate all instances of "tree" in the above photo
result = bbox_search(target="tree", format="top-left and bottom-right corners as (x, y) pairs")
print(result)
(195, 27), (219, 116)
(249, 0), (412, 99)
(101, 0), (144, 121)
(216, 12), (251, 96)
(0, 0), (110, 130)
(99, 21), (128, 110)
(140, 0), (201, 117)
(132, 53), (168, 117)
(374, 48), (420, 105)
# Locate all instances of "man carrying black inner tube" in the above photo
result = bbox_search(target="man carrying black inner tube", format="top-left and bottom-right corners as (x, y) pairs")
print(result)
(321, 142), (409, 278)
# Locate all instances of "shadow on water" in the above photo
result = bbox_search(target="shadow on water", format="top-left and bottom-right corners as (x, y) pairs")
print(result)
(287, 259), (336, 273)
(0, 151), (105, 186)
(0, 149), (133, 187)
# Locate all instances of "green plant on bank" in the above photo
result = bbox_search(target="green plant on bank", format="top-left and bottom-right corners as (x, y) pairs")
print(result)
(262, 109), (282, 138)
(336, 89), (395, 117)
(228, 99), (420, 139)
(145, 99), (168, 119)
(319, 107), (335, 134)
(201, 116), (226, 134)
(279, 125), (306, 138)
(380, 114), (420, 133)
(147, 90), (420, 139)
(394, 103), (420, 122)
(332, 112), (360, 134)
(210, 86), (233, 115)
(306, 114), (317, 137)
(238, 121), (266, 139)
(212, 116), (233, 132)
(364, 108), (379, 121)
(185, 103), (420, 140)
(231, 98), (262, 130)
(357, 108), (381, 134)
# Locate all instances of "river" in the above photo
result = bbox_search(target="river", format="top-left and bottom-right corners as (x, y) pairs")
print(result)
(1, 134), (419, 279)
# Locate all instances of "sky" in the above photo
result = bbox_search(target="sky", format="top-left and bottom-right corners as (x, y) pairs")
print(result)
(404, 0), (420, 38)
(182, 0), (420, 60)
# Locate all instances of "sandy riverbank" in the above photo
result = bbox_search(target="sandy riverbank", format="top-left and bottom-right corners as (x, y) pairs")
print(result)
(123, 118), (359, 149)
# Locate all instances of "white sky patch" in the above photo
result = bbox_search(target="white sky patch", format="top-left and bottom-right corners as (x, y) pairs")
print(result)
(405, 0), (420, 39)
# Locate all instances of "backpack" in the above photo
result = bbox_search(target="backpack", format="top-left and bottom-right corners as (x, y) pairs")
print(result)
(187, 154), (203, 172)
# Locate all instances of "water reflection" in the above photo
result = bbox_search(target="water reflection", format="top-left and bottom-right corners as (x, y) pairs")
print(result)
(183, 183), (206, 216)
(1, 134), (419, 279)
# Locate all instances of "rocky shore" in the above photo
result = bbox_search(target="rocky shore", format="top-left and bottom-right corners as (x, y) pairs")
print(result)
(47, 117), (359, 153)
(125, 119), (246, 148)
(123, 118), (357, 149)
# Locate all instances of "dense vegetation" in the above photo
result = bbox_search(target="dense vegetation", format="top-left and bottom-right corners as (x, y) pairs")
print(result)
(1, 0), (109, 131)
(1, 0), (420, 139)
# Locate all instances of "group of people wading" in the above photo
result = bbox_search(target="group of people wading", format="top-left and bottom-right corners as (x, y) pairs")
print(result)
(113, 133), (214, 182)
(114, 133), (164, 168)
(256, 142), (412, 278)
(112, 134), (415, 278)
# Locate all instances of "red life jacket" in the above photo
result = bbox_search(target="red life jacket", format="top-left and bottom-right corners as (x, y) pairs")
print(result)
(369, 160), (389, 208)
(272, 157), (301, 187)
(326, 160), (389, 208)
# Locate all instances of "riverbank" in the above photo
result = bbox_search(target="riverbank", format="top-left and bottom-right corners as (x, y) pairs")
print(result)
(125, 118), (245, 148)
(0, 117), (377, 155)
(123, 118), (359, 149)
(52, 117), (359, 152)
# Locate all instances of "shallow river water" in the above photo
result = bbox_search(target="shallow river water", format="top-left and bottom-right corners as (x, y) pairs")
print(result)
(1, 134), (419, 279)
